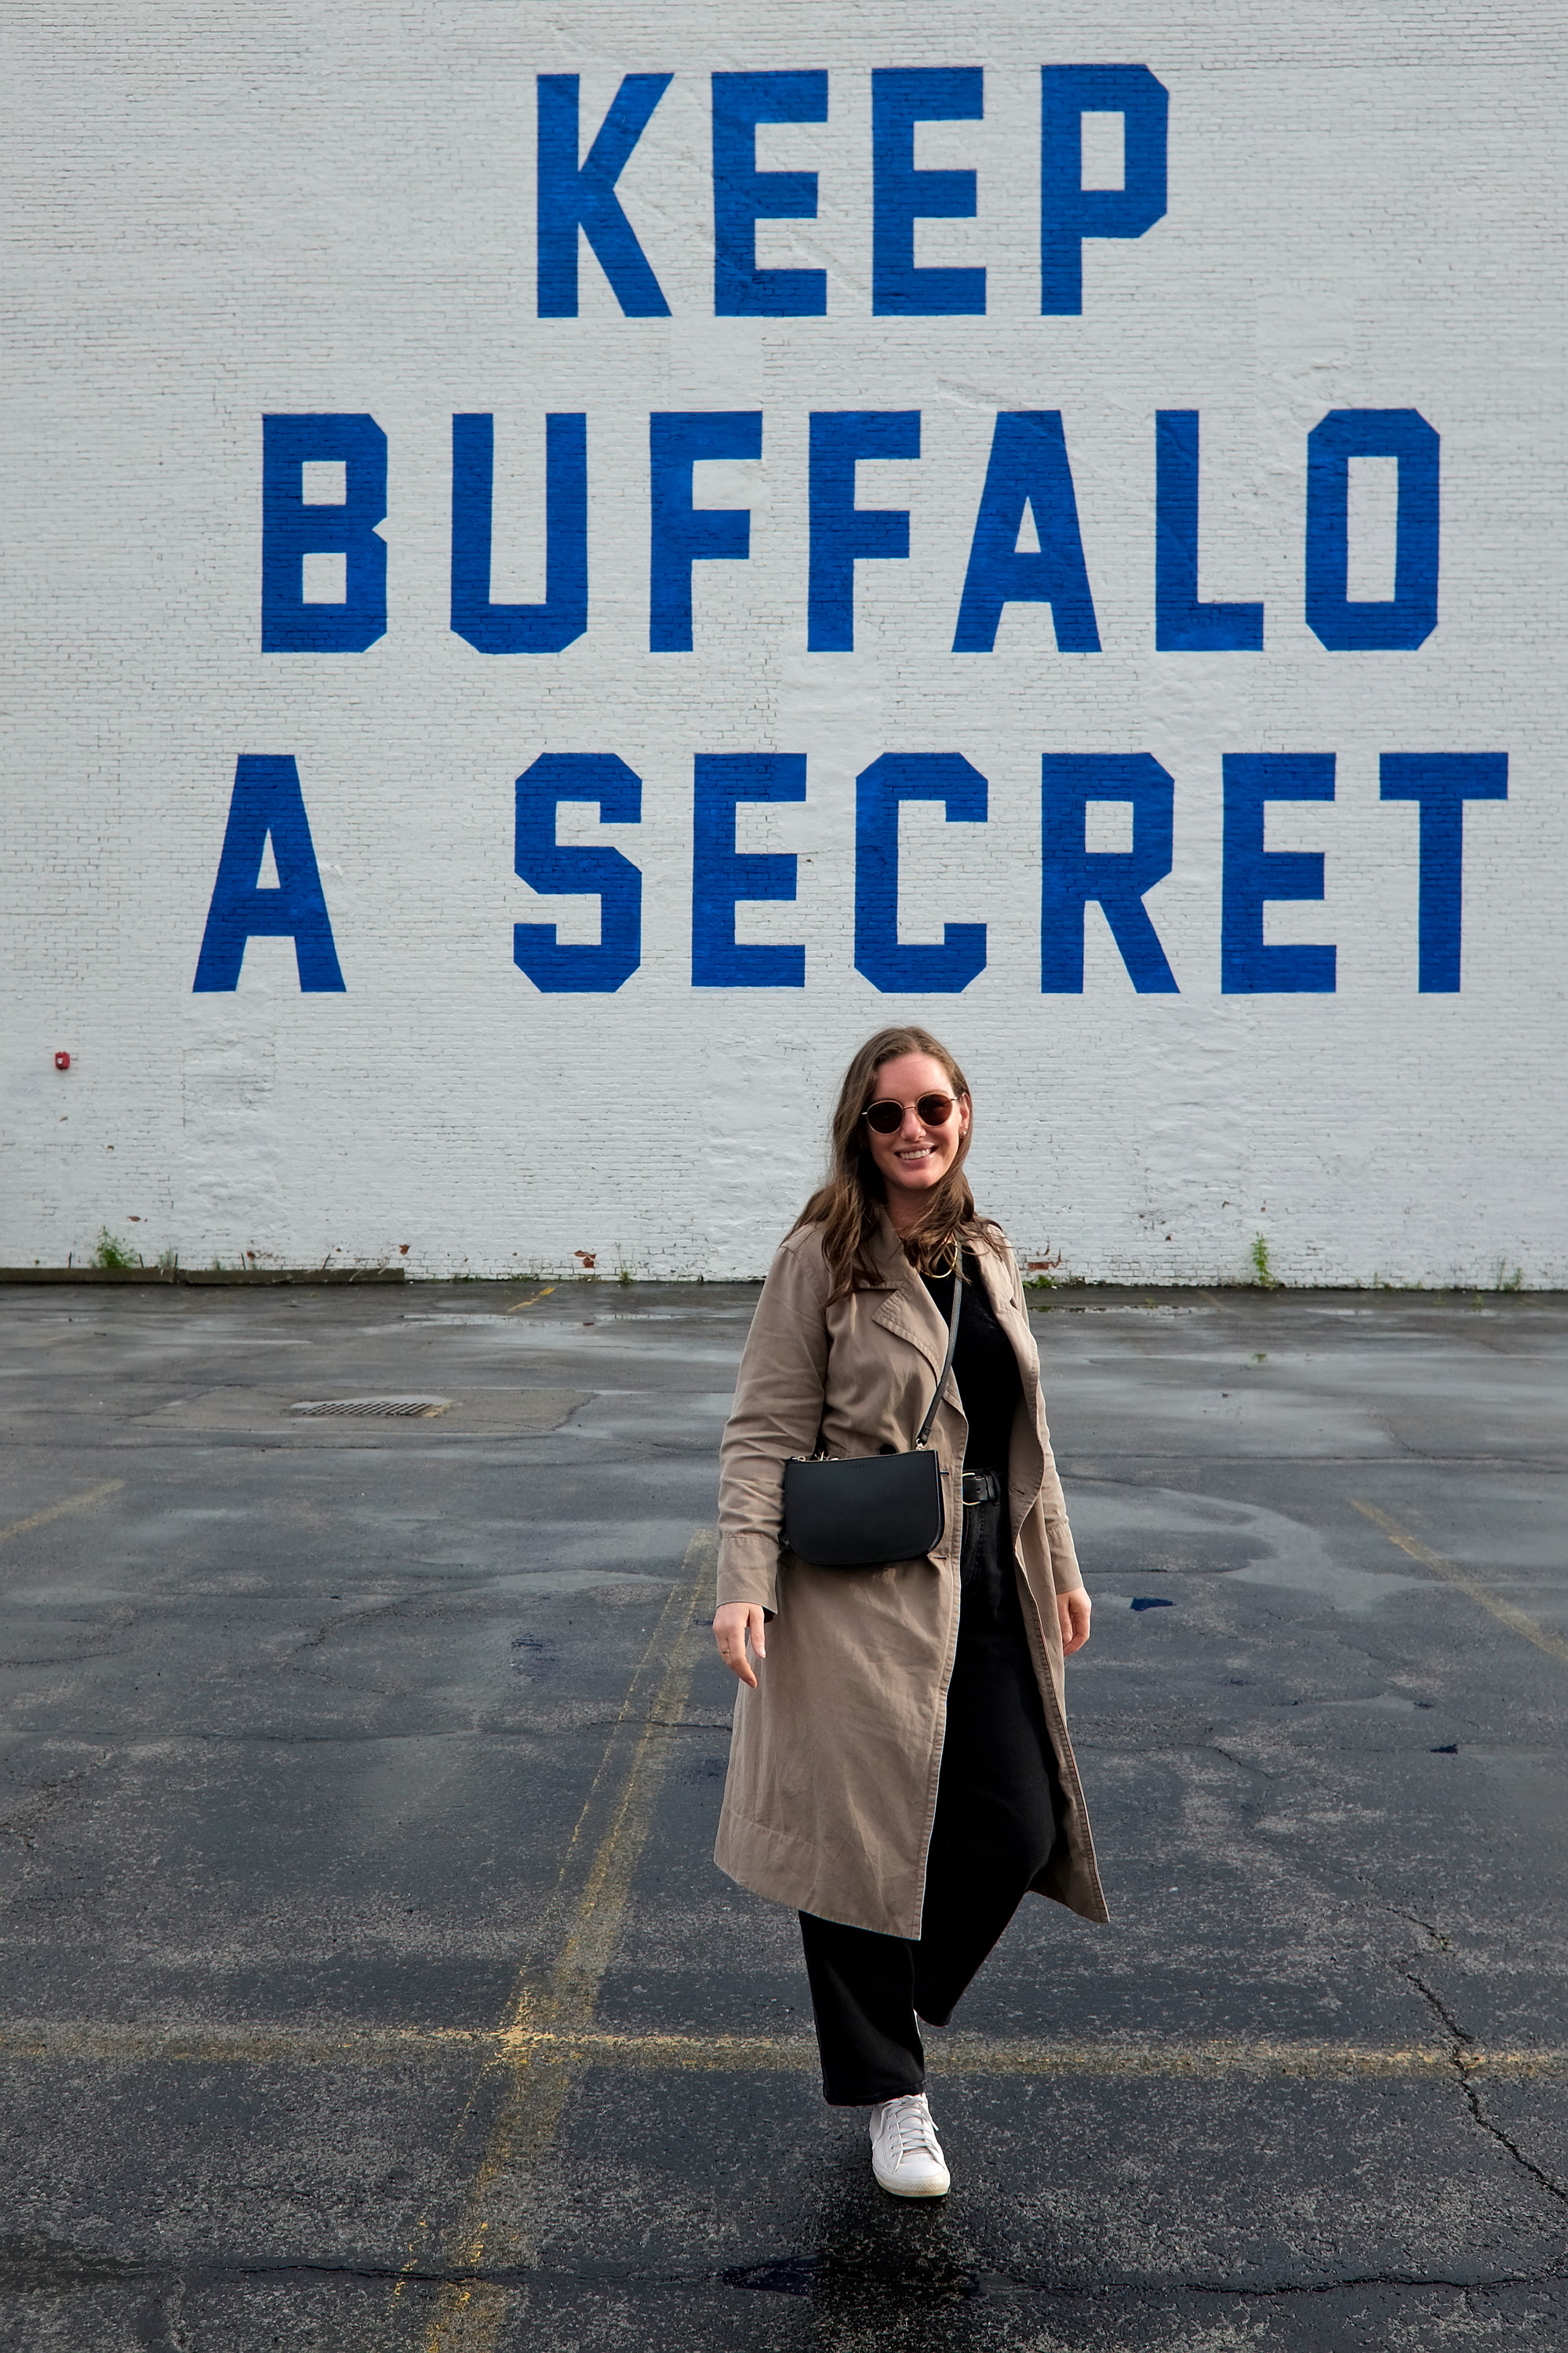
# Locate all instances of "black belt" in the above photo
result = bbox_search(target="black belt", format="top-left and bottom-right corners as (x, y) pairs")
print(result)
(960, 1469), (1001, 1506)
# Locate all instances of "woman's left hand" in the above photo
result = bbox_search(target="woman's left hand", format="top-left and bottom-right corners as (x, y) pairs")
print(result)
(713, 1601), (767, 1688)
(1057, 1589), (1091, 1657)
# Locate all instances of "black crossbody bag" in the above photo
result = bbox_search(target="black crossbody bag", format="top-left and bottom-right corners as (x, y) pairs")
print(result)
(780, 1270), (962, 1569)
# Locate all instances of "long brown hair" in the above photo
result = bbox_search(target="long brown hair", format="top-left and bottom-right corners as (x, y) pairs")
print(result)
(792, 1027), (1001, 1300)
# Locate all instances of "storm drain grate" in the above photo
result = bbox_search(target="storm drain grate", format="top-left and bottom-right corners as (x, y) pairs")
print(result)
(290, 1396), (453, 1419)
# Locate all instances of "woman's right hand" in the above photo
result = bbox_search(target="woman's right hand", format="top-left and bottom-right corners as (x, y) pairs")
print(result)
(713, 1602), (767, 1689)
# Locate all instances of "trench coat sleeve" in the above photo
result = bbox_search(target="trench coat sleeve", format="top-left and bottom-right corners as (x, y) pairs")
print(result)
(716, 1236), (832, 1614)
(1042, 1487), (1084, 1595)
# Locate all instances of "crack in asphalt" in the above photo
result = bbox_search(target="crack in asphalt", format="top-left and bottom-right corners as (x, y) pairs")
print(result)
(0, 1756), (115, 1857)
(1202, 1739), (1279, 1780)
(1389, 1904), (1453, 1952)
(4, 2251), (1566, 2301)
(0, 1720), (726, 1748)
(1405, 1971), (1568, 2209)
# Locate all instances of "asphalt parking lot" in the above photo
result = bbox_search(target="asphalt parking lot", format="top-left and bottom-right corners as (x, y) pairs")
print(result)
(1, 1275), (1565, 2351)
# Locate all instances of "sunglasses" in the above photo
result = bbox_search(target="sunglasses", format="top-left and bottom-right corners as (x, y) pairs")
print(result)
(862, 1093), (961, 1135)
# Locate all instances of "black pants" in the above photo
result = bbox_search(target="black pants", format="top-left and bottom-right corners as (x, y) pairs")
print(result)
(799, 1492), (1065, 2106)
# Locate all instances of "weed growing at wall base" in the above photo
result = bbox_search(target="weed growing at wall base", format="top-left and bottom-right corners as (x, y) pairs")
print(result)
(1250, 1235), (1279, 1289)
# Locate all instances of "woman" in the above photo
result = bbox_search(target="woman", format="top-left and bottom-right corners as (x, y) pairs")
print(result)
(712, 1025), (1106, 2198)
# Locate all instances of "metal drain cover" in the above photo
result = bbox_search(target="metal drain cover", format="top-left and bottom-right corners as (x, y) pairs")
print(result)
(290, 1396), (453, 1419)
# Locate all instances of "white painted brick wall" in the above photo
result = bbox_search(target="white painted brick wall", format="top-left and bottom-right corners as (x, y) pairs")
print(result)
(2, 2), (1563, 1284)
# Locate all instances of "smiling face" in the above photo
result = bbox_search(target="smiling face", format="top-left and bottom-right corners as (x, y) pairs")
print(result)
(861, 1051), (971, 1228)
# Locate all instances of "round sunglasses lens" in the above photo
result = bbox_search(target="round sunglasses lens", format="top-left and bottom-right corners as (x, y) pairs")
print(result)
(864, 1096), (954, 1133)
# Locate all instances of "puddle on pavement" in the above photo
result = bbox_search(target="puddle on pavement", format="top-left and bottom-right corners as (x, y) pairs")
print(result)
(725, 2250), (983, 2304)
(1071, 1485), (1423, 1613)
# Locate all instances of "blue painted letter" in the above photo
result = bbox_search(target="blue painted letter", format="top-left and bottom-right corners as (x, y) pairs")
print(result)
(808, 411), (920, 651)
(855, 754), (987, 994)
(871, 67), (985, 316)
(1221, 755), (1337, 994)
(537, 74), (672, 318)
(1380, 753), (1508, 991)
(692, 755), (806, 986)
(261, 414), (386, 653)
(953, 413), (1101, 652)
(1040, 65), (1167, 315)
(1155, 412), (1263, 651)
(514, 755), (642, 993)
(649, 413), (762, 652)
(451, 414), (588, 654)
(1040, 755), (1178, 991)
(1306, 410), (1439, 650)
(194, 757), (345, 991)
(712, 71), (828, 316)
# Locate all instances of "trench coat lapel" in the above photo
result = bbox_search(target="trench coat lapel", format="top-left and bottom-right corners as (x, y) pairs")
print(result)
(867, 1218), (953, 1375)
(867, 1216), (1028, 1377)
(970, 1231), (1035, 1390)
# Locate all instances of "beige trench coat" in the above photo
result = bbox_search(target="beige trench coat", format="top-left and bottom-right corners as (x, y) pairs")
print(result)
(714, 1215), (1108, 1938)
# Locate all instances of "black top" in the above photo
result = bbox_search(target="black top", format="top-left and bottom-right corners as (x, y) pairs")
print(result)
(921, 1247), (1023, 1478)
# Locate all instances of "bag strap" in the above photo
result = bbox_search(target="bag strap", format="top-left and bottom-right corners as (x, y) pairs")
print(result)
(913, 1254), (964, 1449)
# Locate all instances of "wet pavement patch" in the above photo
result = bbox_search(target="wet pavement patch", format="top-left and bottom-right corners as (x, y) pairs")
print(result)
(0, 2233), (148, 2289)
(724, 2249), (984, 2301)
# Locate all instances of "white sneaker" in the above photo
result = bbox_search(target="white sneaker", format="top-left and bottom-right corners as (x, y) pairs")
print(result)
(868, 2093), (951, 2198)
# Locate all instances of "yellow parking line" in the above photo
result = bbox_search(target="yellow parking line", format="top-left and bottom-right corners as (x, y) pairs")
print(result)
(1, 2019), (1562, 2081)
(395, 1525), (715, 2351)
(1352, 1500), (1568, 1664)
(0, 1478), (124, 1547)
(483, 2030), (1564, 2081)
(503, 1286), (557, 1315)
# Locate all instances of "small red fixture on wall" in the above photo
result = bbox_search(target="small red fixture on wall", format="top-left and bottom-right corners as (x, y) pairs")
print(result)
(54, 1051), (71, 1071)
